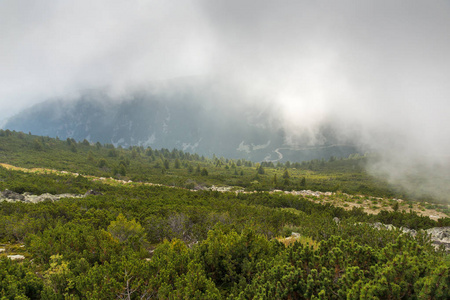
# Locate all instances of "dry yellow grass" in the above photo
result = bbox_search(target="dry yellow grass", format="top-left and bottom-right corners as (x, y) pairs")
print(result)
(277, 234), (319, 250)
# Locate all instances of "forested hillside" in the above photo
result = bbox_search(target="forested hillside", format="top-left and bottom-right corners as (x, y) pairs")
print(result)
(0, 130), (449, 299)
(0, 129), (414, 198)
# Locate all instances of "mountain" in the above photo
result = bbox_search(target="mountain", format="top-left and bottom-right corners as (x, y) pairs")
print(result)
(4, 80), (358, 162)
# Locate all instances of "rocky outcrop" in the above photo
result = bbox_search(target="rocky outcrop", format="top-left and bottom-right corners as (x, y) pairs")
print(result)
(426, 227), (450, 251)
(288, 190), (333, 197)
(209, 185), (232, 192)
(368, 222), (449, 251)
(0, 189), (83, 203)
(370, 222), (397, 232)
(7, 255), (25, 260)
(400, 227), (417, 236)
(1, 190), (24, 201)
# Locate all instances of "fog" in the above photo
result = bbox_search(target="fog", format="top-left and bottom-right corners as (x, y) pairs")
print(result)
(1, 0), (450, 201)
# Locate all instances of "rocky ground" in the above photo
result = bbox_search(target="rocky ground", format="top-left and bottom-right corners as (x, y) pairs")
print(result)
(0, 189), (103, 203)
(368, 222), (450, 251)
(425, 227), (450, 251)
(0, 189), (83, 203)
(1, 163), (449, 219)
(280, 189), (449, 220)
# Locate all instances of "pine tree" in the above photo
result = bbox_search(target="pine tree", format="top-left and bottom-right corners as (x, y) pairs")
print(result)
(164, 159), (170, 169)
(175, 159), (181, 169)
(257, 165), (265, 175)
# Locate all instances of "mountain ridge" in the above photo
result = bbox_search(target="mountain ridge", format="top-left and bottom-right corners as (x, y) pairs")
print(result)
(4, 84), (359, 162)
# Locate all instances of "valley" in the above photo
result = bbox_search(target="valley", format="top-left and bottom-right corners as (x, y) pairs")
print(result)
(2, 2), (449, 298)
(0, 130), (449, 299)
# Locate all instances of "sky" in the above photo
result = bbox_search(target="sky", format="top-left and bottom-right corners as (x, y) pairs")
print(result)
(1, 0), (450, 200)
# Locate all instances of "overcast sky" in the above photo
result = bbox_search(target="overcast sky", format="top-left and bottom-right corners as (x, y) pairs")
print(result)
(2, 0), (450, 198)
(1, 1), (449, 141)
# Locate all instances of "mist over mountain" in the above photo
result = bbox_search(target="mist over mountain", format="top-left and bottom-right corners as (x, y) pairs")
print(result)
(5, 81), (358, 162)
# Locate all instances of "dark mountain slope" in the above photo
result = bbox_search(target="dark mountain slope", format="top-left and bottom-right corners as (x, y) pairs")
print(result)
(5, 82), (358, 161)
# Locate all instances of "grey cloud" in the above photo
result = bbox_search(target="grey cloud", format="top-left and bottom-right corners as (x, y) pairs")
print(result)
(0, 0), (214, 120)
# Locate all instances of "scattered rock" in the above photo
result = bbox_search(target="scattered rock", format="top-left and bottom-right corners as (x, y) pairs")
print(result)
(0, 248), (5, 253)
(7, 255), (25, 260)
(210, 185), (232, 192)
(368, 222), (449, 251)
(285, 190), (336, 197)
(371, 222), (390, 230)
(426, 227), (450, 251)
(1, 189), (25, 201)
(400, 227), (417, 236)
(1, 190), (84, 203)
(278, 232), (302, 246)
(426, 227), (450, 240)
(25, 193), (62, 203)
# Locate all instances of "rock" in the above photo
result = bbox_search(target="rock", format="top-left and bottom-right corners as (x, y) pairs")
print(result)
(1, 190), (84, 203)
(33, 193), (58, 202)
(333, 217), (340, 224)
(362, 222), (449, 251)
(368, 222), (398, 232)
(400, 227), (417, 236)
(426, 227), (450, 251)
(291, 232), (301, 238)
(210, 185), (232, 192)
(1, 190), (25, 201)
(0, 248), (5, 253)
(385, 224), (395, 230)
(7, 255), (25, 260)
(58, 193), (82, 199)
(371, 222), (384, 230)
(426, 227), (450, 240)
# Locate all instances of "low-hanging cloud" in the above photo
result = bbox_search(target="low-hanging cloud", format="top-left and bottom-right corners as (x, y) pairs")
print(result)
(0, 0), (215, 121)
(1, 0), (450, 201)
